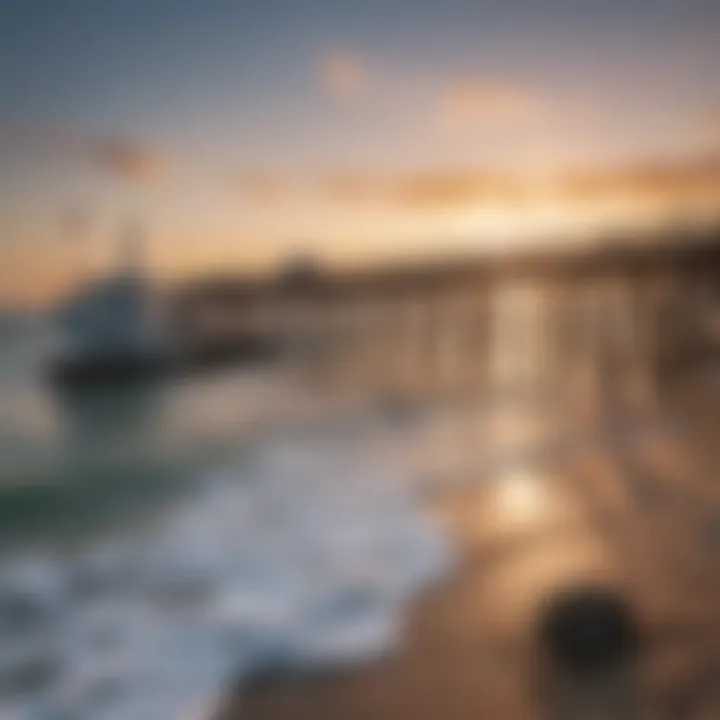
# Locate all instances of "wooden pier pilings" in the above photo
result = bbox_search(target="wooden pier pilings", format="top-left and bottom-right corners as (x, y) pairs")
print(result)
(171, 234), (720, 404)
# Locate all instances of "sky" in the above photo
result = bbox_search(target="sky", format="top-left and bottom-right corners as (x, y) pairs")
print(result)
(1, 0), (720, 305)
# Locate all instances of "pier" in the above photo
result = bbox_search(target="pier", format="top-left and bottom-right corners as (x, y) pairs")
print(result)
(173, 233), (720, 404)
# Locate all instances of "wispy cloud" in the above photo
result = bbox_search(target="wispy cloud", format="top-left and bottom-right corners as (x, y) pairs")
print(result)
(320, 170), (534, 209)
(317, 159), (720, 211)
(693, 110), (720, 149)
(95, 139), (170, 185)
(234, 169), (289, 204)
(318, 50), (369, 101)
(388, 171), (529, 208)
(558, 158), (720, 203)
(438, 78), (539, 131)
(0, 123), (172, 185)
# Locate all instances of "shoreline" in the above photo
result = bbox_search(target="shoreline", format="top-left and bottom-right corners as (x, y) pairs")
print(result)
(222, 397), (720, 719)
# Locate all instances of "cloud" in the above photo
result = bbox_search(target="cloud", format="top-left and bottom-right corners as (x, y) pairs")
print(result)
(0, 123), (172, 185)
(438, 78), (539, 131)
(557, 159), (720, 203)
(95, 139), (171, 185)
(320, 172), (388, 203)
(320, 170), (531, 209)
(317, 158), (720, 211)
(388, 171), (529, 208)
(319, 50), (368, 101)
(234, 170), (289, 204)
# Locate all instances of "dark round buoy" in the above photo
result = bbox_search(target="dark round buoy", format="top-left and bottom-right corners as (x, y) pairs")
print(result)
(537, 586), (640, 676)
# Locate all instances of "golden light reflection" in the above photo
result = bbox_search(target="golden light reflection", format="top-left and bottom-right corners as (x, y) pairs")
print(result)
(498, 469), (548, 523)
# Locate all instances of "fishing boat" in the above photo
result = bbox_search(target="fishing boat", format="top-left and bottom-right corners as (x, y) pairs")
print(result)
(49, 220), (177, 390)
(48, 220), (283, 391)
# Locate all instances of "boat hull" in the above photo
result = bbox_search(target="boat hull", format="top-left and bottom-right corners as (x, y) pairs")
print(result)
(48, 334), (281, 391)
(48, 352), (171, 391)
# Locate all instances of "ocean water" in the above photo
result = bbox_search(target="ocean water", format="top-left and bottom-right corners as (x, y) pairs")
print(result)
(0, 280), (636, 719)
(0, 320), (456, 719)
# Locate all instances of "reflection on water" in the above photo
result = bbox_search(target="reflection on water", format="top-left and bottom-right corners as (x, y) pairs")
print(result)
(55, 382), (167, 442)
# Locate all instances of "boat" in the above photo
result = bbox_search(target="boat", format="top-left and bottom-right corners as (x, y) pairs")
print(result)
(49, 220), (178, 390)
(48, 220), (282, 391)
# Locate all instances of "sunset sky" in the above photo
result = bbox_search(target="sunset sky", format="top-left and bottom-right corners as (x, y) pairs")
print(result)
(1, 0), (720, 305)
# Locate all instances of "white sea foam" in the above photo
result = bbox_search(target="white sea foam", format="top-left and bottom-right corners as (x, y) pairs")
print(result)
(0, 428), (453, 719)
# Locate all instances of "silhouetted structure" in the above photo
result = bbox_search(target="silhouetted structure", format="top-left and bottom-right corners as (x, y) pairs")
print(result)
(170, 227), (720, 402)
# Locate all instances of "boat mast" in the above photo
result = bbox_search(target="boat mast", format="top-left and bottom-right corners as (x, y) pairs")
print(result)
(119, 216), (144, 278)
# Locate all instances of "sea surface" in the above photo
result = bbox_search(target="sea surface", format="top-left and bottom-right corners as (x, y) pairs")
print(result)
(0, 318), (458, 719)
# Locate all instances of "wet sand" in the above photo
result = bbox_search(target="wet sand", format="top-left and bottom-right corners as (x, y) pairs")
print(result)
(220, 385), (720, 719)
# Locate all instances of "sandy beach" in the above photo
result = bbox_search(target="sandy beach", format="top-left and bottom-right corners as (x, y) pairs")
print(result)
(226, 387), (720, 719)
